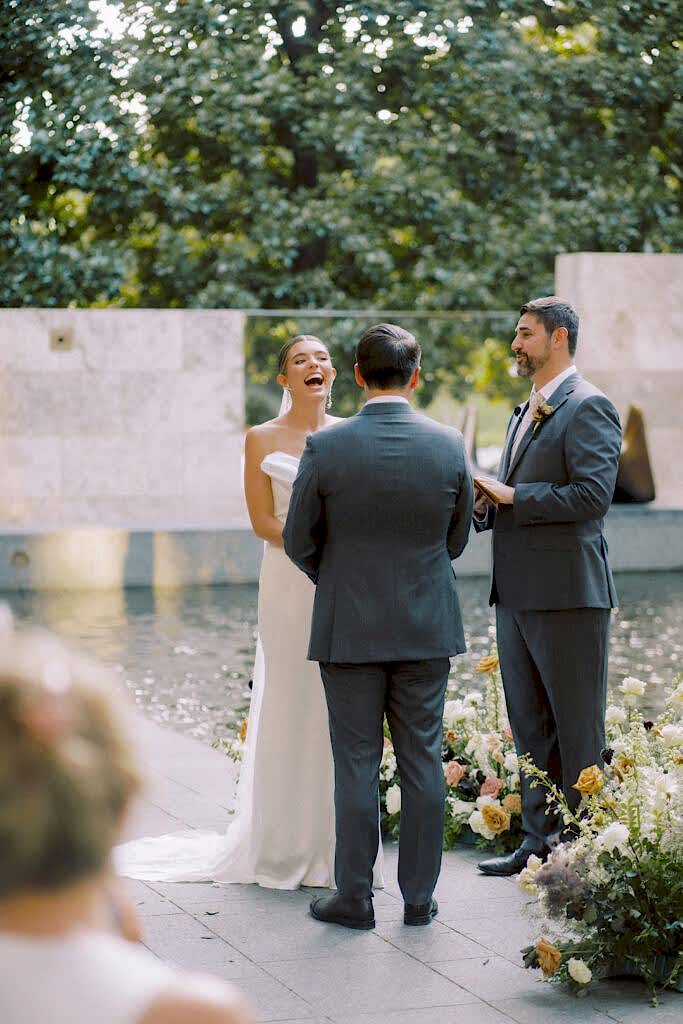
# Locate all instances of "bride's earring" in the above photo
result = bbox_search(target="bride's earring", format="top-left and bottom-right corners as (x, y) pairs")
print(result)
(326, 381), (334, 410)
(279, 385), (293, 416)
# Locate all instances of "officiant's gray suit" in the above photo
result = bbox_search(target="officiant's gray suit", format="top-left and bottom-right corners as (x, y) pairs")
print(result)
(476, 372), (622, 842)
(283, 401), (473, 903)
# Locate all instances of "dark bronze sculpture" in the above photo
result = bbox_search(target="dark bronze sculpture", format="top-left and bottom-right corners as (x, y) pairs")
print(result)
(612, 405), (656, 504)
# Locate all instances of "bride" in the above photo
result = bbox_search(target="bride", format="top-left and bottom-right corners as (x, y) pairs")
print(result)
(117, 335), (383, 890)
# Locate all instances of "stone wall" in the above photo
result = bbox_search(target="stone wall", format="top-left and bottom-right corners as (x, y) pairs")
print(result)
(0, 309), (246, 530)
(556, 252), (683, 508)
(1, 291), (681, 590)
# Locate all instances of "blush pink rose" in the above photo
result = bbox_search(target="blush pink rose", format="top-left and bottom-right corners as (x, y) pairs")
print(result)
(444, 761), (466, 787)
(479, 776), (504, 798)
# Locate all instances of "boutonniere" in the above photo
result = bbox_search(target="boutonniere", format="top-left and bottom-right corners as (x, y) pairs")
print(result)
(531, 400), (554, 433)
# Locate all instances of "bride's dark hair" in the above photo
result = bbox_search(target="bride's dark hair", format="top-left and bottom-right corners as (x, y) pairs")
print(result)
(277, 335), (327, 375)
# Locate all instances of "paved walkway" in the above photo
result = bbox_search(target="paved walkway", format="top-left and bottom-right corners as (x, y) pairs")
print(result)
(121, 715), (679, 1024)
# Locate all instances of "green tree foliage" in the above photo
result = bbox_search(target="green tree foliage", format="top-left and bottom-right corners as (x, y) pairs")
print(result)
(0, 0), (144, 305)
(1, 1), (681, 401)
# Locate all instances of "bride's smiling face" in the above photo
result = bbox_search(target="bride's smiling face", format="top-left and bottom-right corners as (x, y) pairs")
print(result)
(277, 338), (336, 403)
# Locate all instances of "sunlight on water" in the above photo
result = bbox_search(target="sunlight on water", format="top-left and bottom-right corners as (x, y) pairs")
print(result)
(3, 573), (681, 745)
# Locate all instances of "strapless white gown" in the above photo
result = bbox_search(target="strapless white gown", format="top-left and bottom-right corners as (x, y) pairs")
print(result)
(116, 451), (383, 890)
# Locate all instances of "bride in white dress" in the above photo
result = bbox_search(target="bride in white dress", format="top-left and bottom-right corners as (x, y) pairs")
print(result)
(117, 336), (383, 890)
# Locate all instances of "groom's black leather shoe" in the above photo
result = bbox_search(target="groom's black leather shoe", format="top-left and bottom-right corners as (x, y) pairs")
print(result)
(310, 893), (375, 930)
(478, 839), (550, 877)
(404, 898), (438, 926)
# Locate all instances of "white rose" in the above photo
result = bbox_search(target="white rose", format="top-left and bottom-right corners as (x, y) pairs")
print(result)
(449, 797), (476, 816)
(605, 705), (627, 727)
(668, 682), (683, 706)
(464, 691), (484, 706)
(508, 772), (521, 791)
(475, 794), (498, 809)
(468, 810), (495, 840)
(653, 773), (678, 799)
(461, 705), (477, 722)
(504, 751), (518, 772)
(596, 822), (630, 853)
(443, 699), (463, 724)
(517, 854), (543, 895)
(567, 958), (592, 985)
(660, 724), (683, 748)
(385, 784), (401, 815)
(620, 677), (646, 697)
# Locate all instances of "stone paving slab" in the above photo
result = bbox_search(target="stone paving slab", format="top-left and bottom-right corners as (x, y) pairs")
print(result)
(122, 714), (680, 1023)
(332, 1008), (512, 1024)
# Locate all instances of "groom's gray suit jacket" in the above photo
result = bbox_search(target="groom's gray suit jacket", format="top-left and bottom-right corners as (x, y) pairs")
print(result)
(478, 372), (621, 610)
(283, 402), (474, 663)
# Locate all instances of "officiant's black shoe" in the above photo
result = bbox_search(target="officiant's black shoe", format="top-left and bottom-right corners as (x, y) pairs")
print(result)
(310, 893), (375, 930)
(478, 839), (550, 877)
(404, 898), (438, 926)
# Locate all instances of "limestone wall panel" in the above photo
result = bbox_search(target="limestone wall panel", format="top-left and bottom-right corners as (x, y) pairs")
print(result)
(556, 253), (683, 508)
(0, 438), (61, 500)
(181, 311), (245, 372)
(0, 310), (246, 530)
(183, 432), (244, 498)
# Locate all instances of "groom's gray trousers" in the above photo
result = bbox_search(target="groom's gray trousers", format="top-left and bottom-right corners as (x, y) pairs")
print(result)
(496, 605), (610, 842)
(319, 658), (450, 904)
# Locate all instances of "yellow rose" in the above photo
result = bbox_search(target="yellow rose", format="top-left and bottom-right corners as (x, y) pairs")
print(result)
(535, 938), (562, 978)
(502, 793), (522, 815)
(481, 803), (511, 834)
(475, 653), (500, 674)
(239, 718), (248, 743)
(572, 765), (604, 796)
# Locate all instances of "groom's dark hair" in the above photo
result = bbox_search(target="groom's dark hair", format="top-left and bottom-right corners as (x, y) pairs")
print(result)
(520, 297), (579, 356)
(356, 324), (421, 389)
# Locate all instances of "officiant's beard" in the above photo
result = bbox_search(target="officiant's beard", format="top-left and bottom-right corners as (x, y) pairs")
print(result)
(515, 341), (552, 379)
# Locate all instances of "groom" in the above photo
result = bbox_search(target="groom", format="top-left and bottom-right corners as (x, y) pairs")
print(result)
(284, 324), (474, 929)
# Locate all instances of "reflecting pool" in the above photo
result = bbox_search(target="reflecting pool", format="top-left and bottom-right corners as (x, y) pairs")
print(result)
(3, 572), (681, 745)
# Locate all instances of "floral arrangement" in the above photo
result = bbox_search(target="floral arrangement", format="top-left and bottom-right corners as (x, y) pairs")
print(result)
(380, 650), (524, 853)
(519, 675), (683, 1001)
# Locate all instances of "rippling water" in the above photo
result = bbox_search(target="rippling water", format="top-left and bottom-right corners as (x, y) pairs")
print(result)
(3, 572), (681, 745)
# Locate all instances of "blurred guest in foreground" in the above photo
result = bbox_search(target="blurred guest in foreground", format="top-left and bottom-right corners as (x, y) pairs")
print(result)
(0, 612), (253, 1024)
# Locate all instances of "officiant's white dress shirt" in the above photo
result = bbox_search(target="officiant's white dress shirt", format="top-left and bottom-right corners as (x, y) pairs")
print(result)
(508, 363), (577, 463)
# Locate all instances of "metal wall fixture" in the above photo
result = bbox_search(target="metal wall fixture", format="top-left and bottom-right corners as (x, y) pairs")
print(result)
(49, 328), (73, 351)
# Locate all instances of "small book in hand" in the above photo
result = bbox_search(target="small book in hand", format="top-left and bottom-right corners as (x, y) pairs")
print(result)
(473, 477), (512, 510)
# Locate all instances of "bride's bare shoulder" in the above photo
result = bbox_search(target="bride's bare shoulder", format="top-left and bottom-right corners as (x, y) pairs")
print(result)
(245, 420), (286, 459)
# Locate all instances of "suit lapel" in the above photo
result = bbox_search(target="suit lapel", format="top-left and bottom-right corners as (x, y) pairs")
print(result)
(504, 373), (581, 482)
(498, 406), (526, 482)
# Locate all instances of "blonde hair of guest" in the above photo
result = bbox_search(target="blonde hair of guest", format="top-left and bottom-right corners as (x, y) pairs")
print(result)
(0, 618), (253, 1024)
